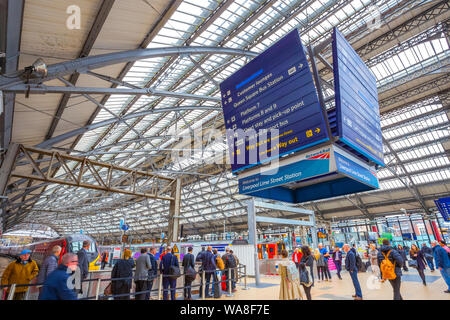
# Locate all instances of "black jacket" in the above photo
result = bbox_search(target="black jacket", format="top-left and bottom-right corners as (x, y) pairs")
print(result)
(300, 254), (314, 268)
(77, 248), (89, 280)
(182, 253), (195, 270)
(377, 245), (403, 277)
(345, 250), (357, 272)
(147, 253), (158, 279)
(111, 258), (135, 292)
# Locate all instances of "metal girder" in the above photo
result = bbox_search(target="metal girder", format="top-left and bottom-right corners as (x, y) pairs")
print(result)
(0, 142), (18, 195)
(34, 105), (220, 149)
(358, 0), (450, 58)
(45, 0), (115, 141)
(382, 137), (429, 214)
(4, 84), (222, 102)
(319, 1), (450, 78)
(0, 0), (24, 151)
(0, 47), (257, 88)
(377, 56), (450, 93)
(10, 145), (175, 201)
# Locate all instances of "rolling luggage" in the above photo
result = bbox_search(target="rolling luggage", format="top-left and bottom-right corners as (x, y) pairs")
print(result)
(214, 281), (222, 298)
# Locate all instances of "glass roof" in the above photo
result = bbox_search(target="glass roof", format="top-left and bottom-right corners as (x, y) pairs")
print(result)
(20, 0), (450, 237)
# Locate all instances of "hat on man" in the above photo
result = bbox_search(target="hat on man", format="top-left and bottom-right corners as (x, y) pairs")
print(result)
(20, 249), (31, 255)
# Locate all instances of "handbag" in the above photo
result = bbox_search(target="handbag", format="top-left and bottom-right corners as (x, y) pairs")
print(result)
(168, 256), (181, 280)
(184, 266), (197, 283)
(408, 259), (418, 269)
(104, 282), (112, 296)
(424, 253), (433, 260)
(299, 266), (312, 287)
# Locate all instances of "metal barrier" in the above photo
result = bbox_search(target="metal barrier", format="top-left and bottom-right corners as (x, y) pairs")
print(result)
(0, 264), (247, 300)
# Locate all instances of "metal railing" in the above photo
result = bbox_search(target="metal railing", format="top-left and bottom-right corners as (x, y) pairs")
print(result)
(1, 264), (248, 300)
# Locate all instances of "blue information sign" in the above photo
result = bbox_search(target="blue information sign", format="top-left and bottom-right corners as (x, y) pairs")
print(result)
(332, 28), (384, 167)
(435, 197), (450, 222)
(220, 29), (329, 173)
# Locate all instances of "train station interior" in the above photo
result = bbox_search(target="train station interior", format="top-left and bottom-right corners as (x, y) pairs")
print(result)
(0, 0), (449, 304)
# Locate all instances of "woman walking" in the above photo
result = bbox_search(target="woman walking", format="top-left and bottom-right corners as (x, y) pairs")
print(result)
(299, 246), (314, 299)
(410, 244), (427, 285)
(279, 249), (303, 300)
(111, 249), (135, 300)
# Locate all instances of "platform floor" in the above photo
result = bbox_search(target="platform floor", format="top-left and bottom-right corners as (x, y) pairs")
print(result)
(211, 268), (450, 300)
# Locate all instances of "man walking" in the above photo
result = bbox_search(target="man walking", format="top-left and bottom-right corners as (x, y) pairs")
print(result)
(182, 247), (196, 300)
(431, 241), (450, 293)
(421, 243), (435, 272)
(37, 245), (61, 297)
(378, 239), (404, 300)
(134, 248), (151, 300)
(343, 244), (362, 300)
(160, 246), (179, 300)
(145, 247), (158, 300)
(39, 253), (78, 300)
(1, 249), (39, 300)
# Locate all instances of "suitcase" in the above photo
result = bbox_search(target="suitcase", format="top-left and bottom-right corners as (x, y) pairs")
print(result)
(214, 281), (222, 298)
(221, 274), (227, 291)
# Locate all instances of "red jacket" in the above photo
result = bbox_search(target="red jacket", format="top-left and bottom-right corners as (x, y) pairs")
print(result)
(292, 251), (303, 263)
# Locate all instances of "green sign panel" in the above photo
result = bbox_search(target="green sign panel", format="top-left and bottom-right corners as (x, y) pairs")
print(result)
(382, 233), (393, 240)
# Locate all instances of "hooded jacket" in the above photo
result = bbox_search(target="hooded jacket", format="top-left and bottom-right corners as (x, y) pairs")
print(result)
(39, 264), (77, 300)
(377, 245), (403, 277)
(433, 245), (450, 269)
(1, 257), (39, 293)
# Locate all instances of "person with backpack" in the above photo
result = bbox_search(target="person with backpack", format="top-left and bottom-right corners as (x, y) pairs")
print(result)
(421, 243), (435, 272)
(278, 249), (303, 300)
(222, 248), (237, 292)
(159, 246), (180, 300)
(299, 246), (314, 299)
(431, 241), (450, 293)
(377, 239), (404, 300)
(182, 247), (196, 300)
(409, 244), (427, 286)
(343, 244), (362, 300)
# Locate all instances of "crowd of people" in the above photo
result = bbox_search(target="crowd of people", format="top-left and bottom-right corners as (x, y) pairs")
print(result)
(109, 245), (240, 300)
(279, 239), (450, 300)
(0, 241), (241, 300)
(2, 238), (449, 301)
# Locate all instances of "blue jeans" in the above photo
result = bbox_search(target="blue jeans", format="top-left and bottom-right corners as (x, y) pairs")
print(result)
(426, 259), (435, 271)
(350, 270), (362, 298)
(440, 267), (450, 290)
(205, 271), (214, 296)
(162, 277), (177, 300)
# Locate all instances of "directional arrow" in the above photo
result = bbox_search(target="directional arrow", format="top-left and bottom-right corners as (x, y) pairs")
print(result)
(315, 128), (320, 134)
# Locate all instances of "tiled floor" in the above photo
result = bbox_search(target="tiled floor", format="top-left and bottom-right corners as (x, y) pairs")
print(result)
(208, 268), (450, 300)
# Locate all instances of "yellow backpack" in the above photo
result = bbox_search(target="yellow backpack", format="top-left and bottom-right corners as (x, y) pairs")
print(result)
(216, 256), (225, 270)
(380, 250), (396, 280)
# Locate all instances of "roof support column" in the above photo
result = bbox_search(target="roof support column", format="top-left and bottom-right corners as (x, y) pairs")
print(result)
(167, 178), (181, 244)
